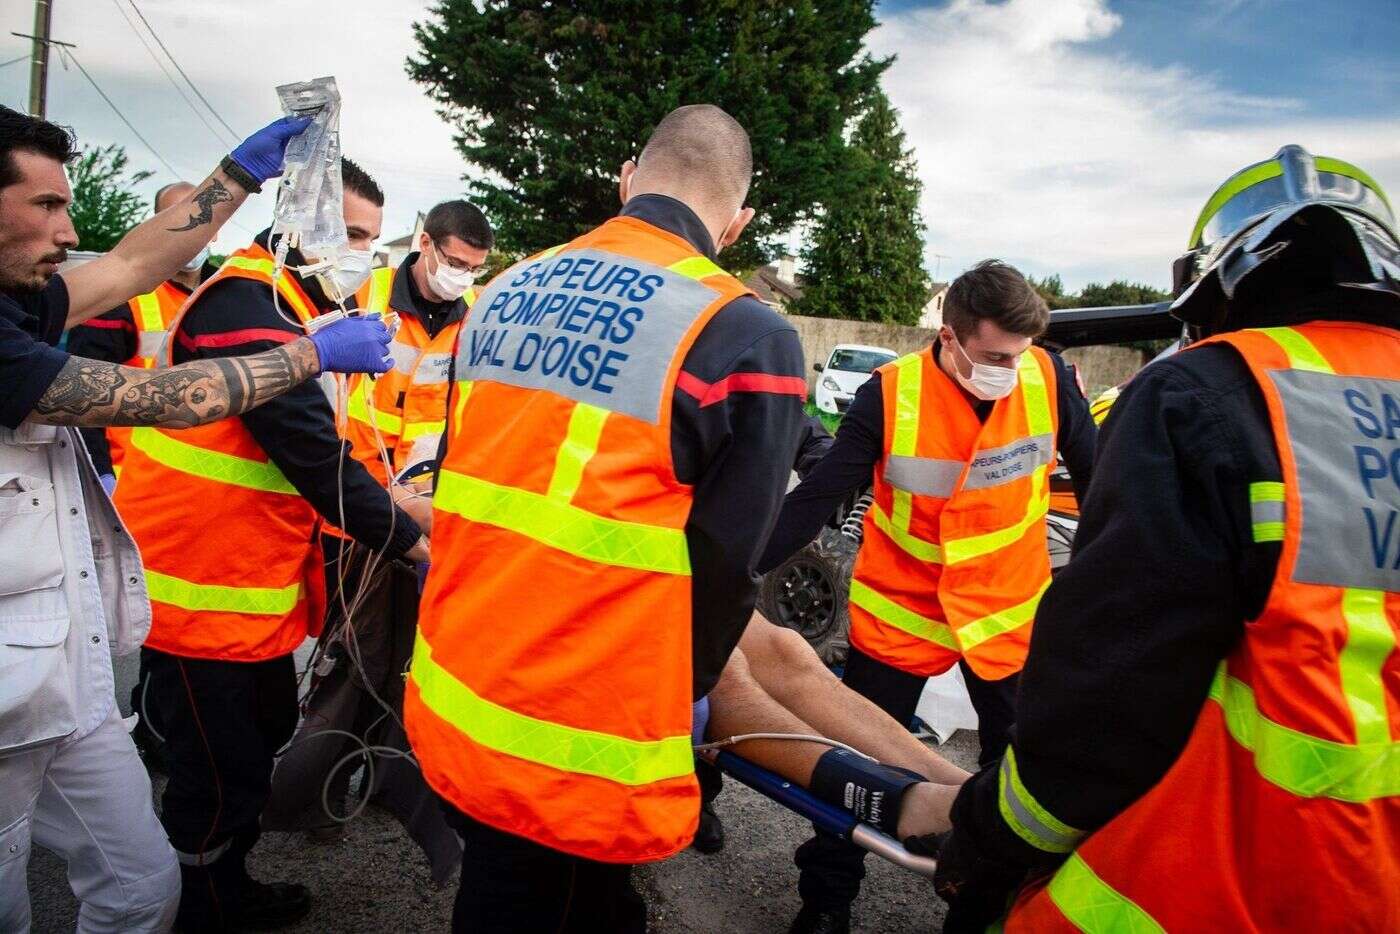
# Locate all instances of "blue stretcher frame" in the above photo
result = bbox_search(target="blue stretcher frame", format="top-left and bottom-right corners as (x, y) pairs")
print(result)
(713, 751), (939, 879)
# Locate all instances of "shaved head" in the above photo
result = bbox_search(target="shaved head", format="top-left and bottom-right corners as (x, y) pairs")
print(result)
(153, 181), (194, 214)
(625, 105), (754, 246)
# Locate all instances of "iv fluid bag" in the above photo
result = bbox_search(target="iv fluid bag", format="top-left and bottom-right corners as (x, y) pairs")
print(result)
(272, 77), (345, 256)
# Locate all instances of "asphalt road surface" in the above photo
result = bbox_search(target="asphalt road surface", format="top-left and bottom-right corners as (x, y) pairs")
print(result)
(28, 650), (979, 932)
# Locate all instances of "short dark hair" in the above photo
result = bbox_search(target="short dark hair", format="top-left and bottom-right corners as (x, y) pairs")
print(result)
(0, 105), (77, 190)
(341, 157), (384, 207)
(423, 199), (493, 251)
(943, 260), (1049, 341)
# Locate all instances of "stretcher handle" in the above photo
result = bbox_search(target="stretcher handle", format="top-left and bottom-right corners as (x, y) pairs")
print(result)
(713, 751), (938, 878)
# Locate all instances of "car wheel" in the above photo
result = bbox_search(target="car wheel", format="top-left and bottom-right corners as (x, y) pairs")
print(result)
(758, 528), (856, 667)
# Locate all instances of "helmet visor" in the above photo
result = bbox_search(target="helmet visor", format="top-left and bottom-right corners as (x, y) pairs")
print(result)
(1191, 157), (1395, 250)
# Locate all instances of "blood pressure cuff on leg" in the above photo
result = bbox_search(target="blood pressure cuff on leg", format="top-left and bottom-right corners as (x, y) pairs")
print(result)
(809, 748), (925, 835)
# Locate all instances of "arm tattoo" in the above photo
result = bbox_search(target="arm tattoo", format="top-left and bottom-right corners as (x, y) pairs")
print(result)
(167, 179), (234, 233)
(31, 339), (321, 428)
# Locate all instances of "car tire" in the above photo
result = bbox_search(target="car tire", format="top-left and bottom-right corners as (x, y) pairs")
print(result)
(758, 527), (856, 667)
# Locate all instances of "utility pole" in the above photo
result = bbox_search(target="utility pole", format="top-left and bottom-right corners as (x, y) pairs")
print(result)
(27, 0), (53, 117)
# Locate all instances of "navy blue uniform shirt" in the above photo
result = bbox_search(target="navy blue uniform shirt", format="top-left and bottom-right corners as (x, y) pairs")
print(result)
(0, 276), (70, 429)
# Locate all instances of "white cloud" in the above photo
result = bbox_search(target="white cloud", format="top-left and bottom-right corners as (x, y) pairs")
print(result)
(872, 0), (1400, 289)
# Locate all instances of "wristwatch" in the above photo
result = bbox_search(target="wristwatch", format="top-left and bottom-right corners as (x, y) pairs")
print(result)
(219, 155), (262, 195)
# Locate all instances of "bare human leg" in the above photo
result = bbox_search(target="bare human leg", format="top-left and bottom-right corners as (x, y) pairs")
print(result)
(705, 640), (957, 840)
(737, 614), (970, 786)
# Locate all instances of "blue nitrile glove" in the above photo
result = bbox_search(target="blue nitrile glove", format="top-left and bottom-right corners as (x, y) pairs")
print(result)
(308, 314), (393, 375)
(229, 115), (313, 183)
(99, 473), (117, 497)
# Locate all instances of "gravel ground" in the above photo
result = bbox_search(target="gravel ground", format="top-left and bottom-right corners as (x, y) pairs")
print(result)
(29, 650), (979, 932)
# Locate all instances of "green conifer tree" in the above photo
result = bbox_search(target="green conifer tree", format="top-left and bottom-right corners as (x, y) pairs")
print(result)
(408, 1), (886, 270)
(793, 89), (929, 324)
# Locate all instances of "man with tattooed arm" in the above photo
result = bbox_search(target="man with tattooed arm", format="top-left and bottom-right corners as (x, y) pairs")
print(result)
(0, 105), (394, 932)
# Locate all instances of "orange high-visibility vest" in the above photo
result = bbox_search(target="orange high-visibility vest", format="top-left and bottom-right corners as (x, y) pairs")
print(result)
(1003, 322), (1400, 932)
(342, 264), (475, 484)
(406, 218), (754, 863)
(848, 346), (1060, 680)
(114, 243), (328, 661)
(103, 281), (187, 476)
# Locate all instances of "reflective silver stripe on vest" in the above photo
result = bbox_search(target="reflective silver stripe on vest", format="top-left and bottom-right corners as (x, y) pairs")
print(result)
(454, 247), (720, 425)
(1269, 369), (1400, 590)
(412, 351), (452, 385)
(391, 340), (423, 375)
(884, 455), (963, 497)
(136, 330), (166, 361)
(961, 434), (1055, 491)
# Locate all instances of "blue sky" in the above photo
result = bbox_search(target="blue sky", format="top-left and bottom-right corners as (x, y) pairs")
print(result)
(869, 0), (1399, 288)
(2, 0), (1396, 291)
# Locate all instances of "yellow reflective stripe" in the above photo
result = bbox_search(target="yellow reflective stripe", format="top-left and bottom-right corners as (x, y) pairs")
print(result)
(464, 286), (477, 306)
(1089, 386), (1119, 426)
(870, 501), (943, 563)
(547, 403), (608, 502)
(888, 354), (923, 537)
(998, 746), (1084, 854)
(436, 469), (690, 575)
(346, 378), (403, 435)
(1018, 352), (1053, 437)
(956, 579), (1049, 651)
(534, 244), (566, 261)
(942, 465), (1050, 565)
(1339, 588), (1397, 746)
(145, 569), (302, 615)
(365, 266), (394, 313)
(402, 419), (445, 443)
(667, 255), (728, 281)
(1210, 665), (1400, 801)
(134, 292), (164, 332)
(222, 255), (274, 276)
(1315, 156), (1393, 213)
(1190, 159), (1284, 248)
(1251, 326), (1335, 374)
(452, 381), (473, 436)
(129, 427), (296, 494)
(1248, 480), (1285, 542)
(849, 580), (956, 649)
(1047, 853), (1165, 934)
(410, 633), (694, 785)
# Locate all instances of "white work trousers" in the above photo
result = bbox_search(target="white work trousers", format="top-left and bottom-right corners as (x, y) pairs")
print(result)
(0, 707), (179, 933)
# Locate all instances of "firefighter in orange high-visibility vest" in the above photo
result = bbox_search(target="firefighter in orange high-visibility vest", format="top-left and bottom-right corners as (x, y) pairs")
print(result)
(408, 105), (808, 933)
(932, 146), (1400, 932)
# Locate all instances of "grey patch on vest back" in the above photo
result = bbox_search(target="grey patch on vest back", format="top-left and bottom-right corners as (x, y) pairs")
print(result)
(960, 434), (1055, 491)
(454, 247), (719, 424)
(884, 455), (964, 498)
(1271, 369), (1400, 591)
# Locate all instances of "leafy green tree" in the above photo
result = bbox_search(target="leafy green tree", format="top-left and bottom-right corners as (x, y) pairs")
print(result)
(68, 145), (153, 253)
(1078, 279), (1169, 308)
(408, 0), (886, 269)
(793, 89), (929, 324)
(1029, 273), (1079, 310)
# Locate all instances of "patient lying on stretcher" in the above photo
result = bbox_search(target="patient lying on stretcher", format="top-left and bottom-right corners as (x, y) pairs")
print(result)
(697, 610), (967, 849)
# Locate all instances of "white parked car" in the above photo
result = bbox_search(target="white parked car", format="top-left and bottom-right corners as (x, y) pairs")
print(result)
(813, 344), (898, 415)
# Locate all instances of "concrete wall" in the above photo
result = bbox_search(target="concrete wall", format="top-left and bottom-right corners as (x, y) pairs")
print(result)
(786, 312), (1144, 396)
(786, 313), (936, 392)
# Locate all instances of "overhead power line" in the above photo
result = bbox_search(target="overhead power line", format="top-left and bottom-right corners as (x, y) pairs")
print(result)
(1, 54), (30, 69)
(109, 0), (236, 148)
(60, 47), (181, 178)
(123, 0), (240, 141)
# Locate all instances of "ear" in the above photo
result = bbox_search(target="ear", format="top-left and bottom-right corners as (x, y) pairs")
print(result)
(419, 230), (433, 255)
(717, 207), (755, 252)
(619, 160), (637, 206)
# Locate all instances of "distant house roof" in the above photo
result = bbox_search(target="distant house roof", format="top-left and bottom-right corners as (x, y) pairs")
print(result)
(929, 281), (949, 297)
(383, 233), (416, 249)
(745, 263), (805, 307)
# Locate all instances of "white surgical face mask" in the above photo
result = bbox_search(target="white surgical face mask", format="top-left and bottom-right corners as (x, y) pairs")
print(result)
(426, 240), (476, 301)
(183, 245), (211, 272)
(949, 332), (1019, 401)
(303, 249), (374, 305)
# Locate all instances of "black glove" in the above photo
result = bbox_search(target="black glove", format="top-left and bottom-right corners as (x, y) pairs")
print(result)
(931, 827), (1029, 934)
